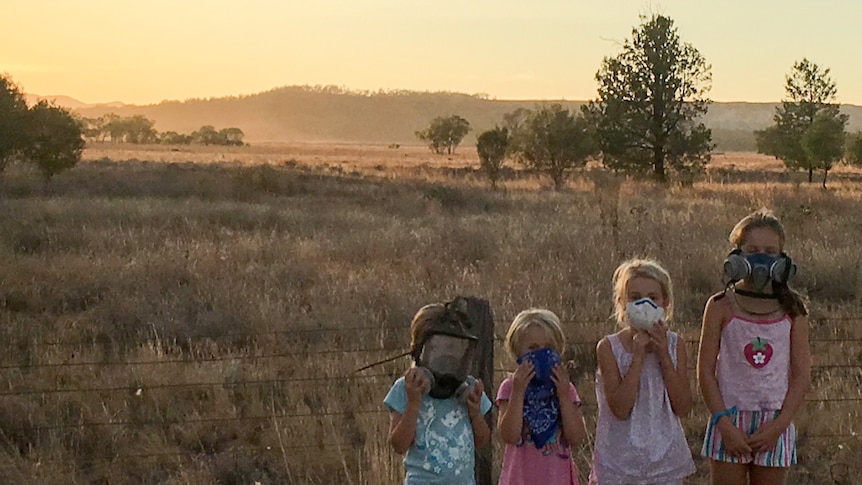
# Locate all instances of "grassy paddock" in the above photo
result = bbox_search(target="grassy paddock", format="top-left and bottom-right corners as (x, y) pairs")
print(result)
(0, 143), (860, 484)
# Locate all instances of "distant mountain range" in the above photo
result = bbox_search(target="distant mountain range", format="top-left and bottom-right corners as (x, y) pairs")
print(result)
(25, 94), (127, 110)
(31, 87), (862, 151)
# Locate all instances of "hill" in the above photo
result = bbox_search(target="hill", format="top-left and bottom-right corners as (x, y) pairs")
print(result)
(62, 86), (862, 151)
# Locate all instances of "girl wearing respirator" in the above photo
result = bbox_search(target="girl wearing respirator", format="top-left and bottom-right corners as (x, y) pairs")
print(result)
(698, 209), (811, 485)
(590, 259), (696, 485)
(385, 301), (492, 485)
(497, 309), (587, 485)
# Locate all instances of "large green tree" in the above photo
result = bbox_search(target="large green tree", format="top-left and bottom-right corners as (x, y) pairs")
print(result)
(516, 104), (597, 190)
(586, 14), (713, 182)
(0, 75), (29, 173)
(756, 59), (847, 184)
(415, 115), (471, 155)
(22, 101), (85, 181)
(476, 127), (508, 189)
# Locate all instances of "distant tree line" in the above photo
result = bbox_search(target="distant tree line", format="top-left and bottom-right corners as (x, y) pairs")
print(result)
(81, 114), (246, 146)
(1, 74), (84, 181)
(414, 14), (862, 189)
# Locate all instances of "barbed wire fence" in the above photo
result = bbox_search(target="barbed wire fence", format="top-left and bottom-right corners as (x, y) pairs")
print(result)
(0, 318), (859, 484)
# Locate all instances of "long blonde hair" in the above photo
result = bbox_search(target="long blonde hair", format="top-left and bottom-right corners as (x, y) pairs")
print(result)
(612, 258), (674, 326)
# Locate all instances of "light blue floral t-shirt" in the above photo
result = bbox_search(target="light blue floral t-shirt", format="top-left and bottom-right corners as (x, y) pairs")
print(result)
(384, 376), (493, 485)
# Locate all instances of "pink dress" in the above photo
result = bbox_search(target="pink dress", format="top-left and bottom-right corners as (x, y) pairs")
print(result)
(496, 377), (581, 485)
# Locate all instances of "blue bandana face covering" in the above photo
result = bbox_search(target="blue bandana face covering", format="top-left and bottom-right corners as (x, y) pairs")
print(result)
(516, 348), (562, 448)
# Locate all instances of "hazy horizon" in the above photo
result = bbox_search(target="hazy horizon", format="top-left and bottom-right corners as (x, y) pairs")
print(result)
(4, 1), (862, 106)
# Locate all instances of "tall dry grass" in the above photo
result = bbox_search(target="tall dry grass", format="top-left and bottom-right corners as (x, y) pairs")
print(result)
(0, 143), (860, 484)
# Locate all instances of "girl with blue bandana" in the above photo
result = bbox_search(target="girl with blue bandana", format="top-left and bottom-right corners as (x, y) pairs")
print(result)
(590, 259), (695, 484)
(497, 309), (587, 485)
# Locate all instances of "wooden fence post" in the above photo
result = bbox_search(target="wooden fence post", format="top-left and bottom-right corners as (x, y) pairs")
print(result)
(465, 297), (495, 485)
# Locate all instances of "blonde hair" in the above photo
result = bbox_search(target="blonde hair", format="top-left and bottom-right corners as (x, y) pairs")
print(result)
(409, 303), (446, 353)
(504, 309), (566, 359)
(612, 258), (674, 326)
(728, 209), (808, 317)
(729, 208), (786, 249)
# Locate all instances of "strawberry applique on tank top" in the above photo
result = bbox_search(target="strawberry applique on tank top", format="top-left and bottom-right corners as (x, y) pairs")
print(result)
(743, 337), (773, 368)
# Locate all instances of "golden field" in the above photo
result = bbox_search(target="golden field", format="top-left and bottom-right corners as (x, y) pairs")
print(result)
(0, 142), (860, 484)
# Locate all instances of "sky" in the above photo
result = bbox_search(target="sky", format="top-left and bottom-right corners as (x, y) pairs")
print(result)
(2, 0), (861, 106)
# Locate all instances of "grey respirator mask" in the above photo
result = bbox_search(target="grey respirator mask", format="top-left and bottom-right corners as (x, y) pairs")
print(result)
(723, 248), (796, 291)
(411, 298), (478, 401)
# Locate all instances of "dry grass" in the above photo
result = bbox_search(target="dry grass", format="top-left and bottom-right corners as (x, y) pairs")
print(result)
(0, 142), (860, 484)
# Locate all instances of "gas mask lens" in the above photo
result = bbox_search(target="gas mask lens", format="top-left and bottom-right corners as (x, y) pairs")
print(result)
(419, 334), (474, 378)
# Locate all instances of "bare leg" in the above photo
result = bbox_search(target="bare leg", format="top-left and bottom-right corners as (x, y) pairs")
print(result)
(750, 465), (786, 485)
(710, 460), (749, 485)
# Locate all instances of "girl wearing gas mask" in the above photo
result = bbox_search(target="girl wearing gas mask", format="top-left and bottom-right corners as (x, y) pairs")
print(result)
(590, 259), (696, 485)
(384, 302), (492, 485)
(496, 309), (587, 485)
(697, 209), (811, 485)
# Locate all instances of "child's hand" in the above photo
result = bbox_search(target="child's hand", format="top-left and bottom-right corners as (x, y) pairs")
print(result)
(746, 419), (786, 453)
(718, 422), (752, 457)
(551, 363), (570, 396)
(403, 368), (428, 404)
(632, 330), (651, 356)
(466, 379), (485, 419)
(646, 321), (669, 355)
(511, 360), (535, 395)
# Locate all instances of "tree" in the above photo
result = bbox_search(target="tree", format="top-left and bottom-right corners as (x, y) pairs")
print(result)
(415, 115), (471, 154)
(476, 127), (508, 189)
(516, 104), (597, 190)
(123, 115), (158, 144)
(801, 113), (846, 188)
(0, 75), (29, 173)
(21, 101), (85, 181)
(192, 125), (222, 145)
(586, 14), (713, 182)
(159, 131), (192, 145)
(756, 59), (848, 184)
(847, 132), (862, 167)
(219, 127), (245, 146)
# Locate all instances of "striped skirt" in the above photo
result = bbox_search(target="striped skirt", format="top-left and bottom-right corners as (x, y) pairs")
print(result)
(701, 408), (796, 467)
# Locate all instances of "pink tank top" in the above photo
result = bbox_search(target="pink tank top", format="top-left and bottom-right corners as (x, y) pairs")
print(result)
(716, 313), (791, 411)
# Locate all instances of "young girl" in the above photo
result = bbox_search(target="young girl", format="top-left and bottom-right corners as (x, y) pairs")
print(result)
(497, 309), (587, 485)
(698, 210), (811, 485)
(384, 302), (493, 485)
(590, 259), (696, 484)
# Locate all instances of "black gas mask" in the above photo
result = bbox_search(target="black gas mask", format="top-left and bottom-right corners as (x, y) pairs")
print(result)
(411, 298), (478, 401)
(723, 248), (796, 291)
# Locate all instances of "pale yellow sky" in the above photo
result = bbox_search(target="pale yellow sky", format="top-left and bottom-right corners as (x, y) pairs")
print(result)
(3, 0), (861, 106)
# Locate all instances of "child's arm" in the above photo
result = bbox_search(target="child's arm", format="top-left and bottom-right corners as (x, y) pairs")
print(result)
(697, 295), (751, 456)
(747, 313), (812, 452)
(648, 323), (692, 416)
(388, 368), (427, 454)
(553, 365), (587, 446)
(597, 334), (647, 419)
(497, 361), (533, 444)
(466, 380), (491, 448)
